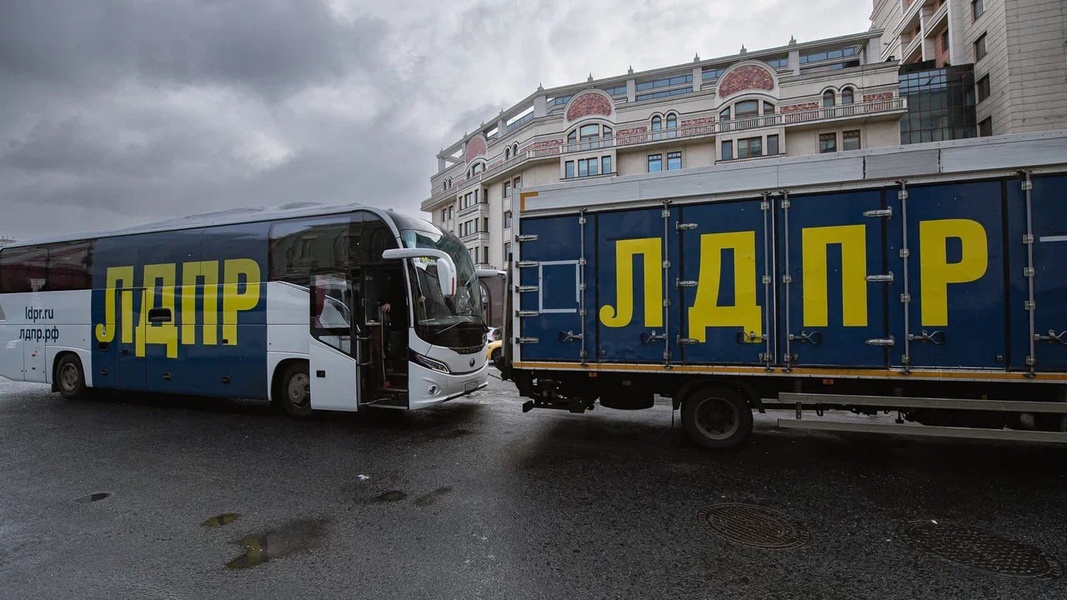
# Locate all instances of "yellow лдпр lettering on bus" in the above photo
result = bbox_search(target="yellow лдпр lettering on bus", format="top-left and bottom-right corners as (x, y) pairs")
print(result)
(222, 258), (261, 345)
(137, 263), (179, 358)
(93, 259), (261, 357)
(95, 266), (135, 344)
(181, 261), (219, 346)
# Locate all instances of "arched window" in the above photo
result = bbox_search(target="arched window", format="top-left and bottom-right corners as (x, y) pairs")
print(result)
(566, 123), (612, 151)
(823, 90), (836, 108)
(512, 143), (519, 156)
(651, 115), (662, 131)
(842, 87), (854, 105)
(665, 113), (678, 139)
(504, 147), (511, 160)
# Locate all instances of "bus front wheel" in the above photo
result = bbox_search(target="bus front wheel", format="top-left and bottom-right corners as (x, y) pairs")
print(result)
(279, 362), (314, 419)
(56, 354), (87, 400)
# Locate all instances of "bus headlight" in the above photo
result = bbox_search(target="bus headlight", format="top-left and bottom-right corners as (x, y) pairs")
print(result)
(412, 353), (451, 374)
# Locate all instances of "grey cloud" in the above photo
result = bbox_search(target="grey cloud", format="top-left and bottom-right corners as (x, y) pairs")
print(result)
(1, 0), (390, 98)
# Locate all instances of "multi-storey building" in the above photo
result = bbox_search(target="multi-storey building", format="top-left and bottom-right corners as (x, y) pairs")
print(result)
(871, 0), (1067, 136)
(423, 30), (907, 270)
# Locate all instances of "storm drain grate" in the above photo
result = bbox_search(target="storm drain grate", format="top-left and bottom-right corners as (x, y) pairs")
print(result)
(698, 503), (810, 550)
(901, 521), (1062, 579)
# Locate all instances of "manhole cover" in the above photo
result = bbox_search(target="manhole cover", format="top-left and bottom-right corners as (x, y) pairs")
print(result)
(901, 521), (1062, 579)
(698, 503), (810, 550)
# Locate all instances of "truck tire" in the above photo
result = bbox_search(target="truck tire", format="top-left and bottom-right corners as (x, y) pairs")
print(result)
(681, 386), (753, 450)
(56, 354), (87, 400)
(278, 362), (314, 420)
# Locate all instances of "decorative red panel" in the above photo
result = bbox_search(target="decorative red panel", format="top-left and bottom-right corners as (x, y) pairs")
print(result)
(465, 136), (487, 163)
(718, 65), (775, 98)
(862, 92), (894, 103)
(565, 92), (613, 121)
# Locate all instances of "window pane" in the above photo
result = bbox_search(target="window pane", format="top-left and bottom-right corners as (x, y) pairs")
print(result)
(648, 154), (662, 172)
(842, 88), (854, 105)
(651, 116), (662, 130)
(47, 241), (94, 291)
(843, 130), (861, 151)
(565, 161), (575, 178)
(587, 159), (598, 176)
(667, 152), (681, 170)
(767, 134), (779, 155)
(735, 100), (759, 117)
(666, 114), (677, 128)
(580, 124), (599, 138)
(823, 91), (835, 108)
(819, 133), (837, 153)
(578, 160), (588, 177)
(737, 137), (762, 158)
(721, 141), (733, 161)
(602, 155), (612, 174)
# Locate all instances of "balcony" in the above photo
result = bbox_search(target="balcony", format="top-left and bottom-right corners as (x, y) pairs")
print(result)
(460, 231), (490, 245)
(781, 97), (908, 125)
(924, 1), (948, 33)
(457, 201), (489, 218)
(901, 33), (923, 63)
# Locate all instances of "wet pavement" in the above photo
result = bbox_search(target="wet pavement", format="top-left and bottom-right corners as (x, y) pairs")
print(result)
(0, 372), (1065, 599)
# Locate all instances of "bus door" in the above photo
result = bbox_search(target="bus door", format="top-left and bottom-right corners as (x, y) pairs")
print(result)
(309, 272), (360, 411)
(363, 266), (408, 403)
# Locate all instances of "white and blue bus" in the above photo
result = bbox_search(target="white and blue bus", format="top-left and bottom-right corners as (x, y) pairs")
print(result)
(0, 204), (489, 416)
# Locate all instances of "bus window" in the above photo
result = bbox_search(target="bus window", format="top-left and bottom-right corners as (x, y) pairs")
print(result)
(268, 212), (373, 283)
(0, 246), (48, 292)
(47, 240), (94, 291)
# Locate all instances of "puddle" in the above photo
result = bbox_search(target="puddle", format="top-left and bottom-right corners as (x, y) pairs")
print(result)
(202, 513), (240, 527)
(375, 491), (408, 503)
(415, 486), (452, 508)
(75, 492), (111, 503)
(226, 518), (328, 570)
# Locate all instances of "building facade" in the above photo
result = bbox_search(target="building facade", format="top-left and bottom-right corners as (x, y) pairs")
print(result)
(871, 0), (1067, 137)
(423, 31), (908, 270)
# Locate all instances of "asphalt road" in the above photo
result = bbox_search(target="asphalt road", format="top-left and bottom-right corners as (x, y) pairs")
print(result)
(1, 372), (1065, 599)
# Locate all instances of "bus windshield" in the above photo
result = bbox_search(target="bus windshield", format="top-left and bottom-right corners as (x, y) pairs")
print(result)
(400, 227), (485, 349)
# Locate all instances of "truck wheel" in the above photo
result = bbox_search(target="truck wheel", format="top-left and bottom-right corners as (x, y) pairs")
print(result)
(681, 386), (753, 450)
(279, 362), (314, 419)
(56, 354), (87, 400)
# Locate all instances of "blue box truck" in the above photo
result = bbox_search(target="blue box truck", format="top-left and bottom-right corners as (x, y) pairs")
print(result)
(498, 130), (1067, 449)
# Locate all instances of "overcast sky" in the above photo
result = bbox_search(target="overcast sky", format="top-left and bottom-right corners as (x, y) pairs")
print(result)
(0, 0), (872, 240)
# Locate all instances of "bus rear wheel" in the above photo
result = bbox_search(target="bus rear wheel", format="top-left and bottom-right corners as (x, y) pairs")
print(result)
(56, 354), (87, 400)
(681, 386), (753, 450)
(279, 362), (314, 419)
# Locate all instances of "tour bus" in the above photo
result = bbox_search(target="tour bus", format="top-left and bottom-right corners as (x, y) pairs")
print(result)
(0, 204), (490, 416)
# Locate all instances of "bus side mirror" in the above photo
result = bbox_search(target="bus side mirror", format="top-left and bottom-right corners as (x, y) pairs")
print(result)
(437, 258), (456, 298)
(381, 247), (458, 299)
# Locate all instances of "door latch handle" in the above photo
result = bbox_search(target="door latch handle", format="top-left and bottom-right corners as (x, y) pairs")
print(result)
(788, 330), (822, 345)
(558, 330), (583, 342)
(908, 330), (945, 345)
(1035, 330), (1067, 345)
(641, 330), (667, 345)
